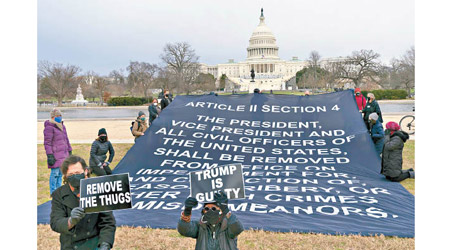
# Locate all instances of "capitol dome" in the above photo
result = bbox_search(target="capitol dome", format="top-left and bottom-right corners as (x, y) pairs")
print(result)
(247, 8), (280, 60)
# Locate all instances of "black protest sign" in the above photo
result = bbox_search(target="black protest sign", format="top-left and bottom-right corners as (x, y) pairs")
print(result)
(189, 163), (245, 202)
(80, 173), (132, 213)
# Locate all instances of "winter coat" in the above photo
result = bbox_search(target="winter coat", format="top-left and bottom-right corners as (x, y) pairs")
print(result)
(178, 213), (244, 250)
(362, 100), (383, 123)
(370, 120), (385, 155)
(355, 94), (366, 111)
(44, 120), (72, 169)
(131, 119), (148, 139)
(381, 131), (409, 178)
(161, 97), (172, 110)
(148, 104), (161, 123)
(89, 140), (115, 167)
(50, 184), (116, 250)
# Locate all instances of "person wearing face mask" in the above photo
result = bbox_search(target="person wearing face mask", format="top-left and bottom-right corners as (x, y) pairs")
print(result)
(354, 88), (366, 111)
(89, 128), (115, 176)
(368, 113), (384, 156)
(362, 92), (383, 130)
(44, 108), (73, 195)
(160, 90), (172, 110)
(132, 111), (148, 141)
(177, 191), (244, 250)
(50, 155), (116, 250)
(381, 121), (415, 182)
(148, 98), (161, 124)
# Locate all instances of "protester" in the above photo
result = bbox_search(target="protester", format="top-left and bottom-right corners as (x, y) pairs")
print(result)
(132, 111), (148, 141)
(89, 128), (115, 176)
(44, 108), (72, 195)
(148, 98), (161, 124)
(381, 121), (415, 182)
(368, 113), (384, 156)
(304, 90), (311, 96)
(160, 90), (173, 110)
(354, 88), (366, 111)
(178, 191), (244, 250)
(362, 92), (383, 130)
(50, 155), (116, 250)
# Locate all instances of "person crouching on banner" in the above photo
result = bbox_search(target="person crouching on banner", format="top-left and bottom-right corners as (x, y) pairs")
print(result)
(178, 191), (244, 250)
(381, 121), (415, 182)
(368, 113), (384, 156)
(50, 155), (116, 250)
(90, 128), (115, 176)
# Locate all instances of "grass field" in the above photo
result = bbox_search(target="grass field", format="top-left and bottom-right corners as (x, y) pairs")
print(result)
(37, 142), (415, 249)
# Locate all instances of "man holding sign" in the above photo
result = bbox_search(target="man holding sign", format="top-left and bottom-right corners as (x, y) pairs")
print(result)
(177, 164), (245, 250)
(50, 155), (116, 250)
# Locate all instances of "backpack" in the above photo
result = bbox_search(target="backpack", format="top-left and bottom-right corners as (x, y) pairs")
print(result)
(130, 121), (141, 135)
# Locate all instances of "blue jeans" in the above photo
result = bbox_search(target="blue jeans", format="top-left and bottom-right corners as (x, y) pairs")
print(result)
(49, 168), (62, 194)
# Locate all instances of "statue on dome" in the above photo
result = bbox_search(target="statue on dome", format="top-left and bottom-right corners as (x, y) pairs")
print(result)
(250, 69), (255, 82)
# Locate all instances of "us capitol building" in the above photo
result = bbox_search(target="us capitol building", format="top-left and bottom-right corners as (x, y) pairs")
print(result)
(199, 9), (340, 92)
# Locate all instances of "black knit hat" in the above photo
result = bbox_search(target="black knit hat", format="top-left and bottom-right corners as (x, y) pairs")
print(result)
(98, 128), (107, 136)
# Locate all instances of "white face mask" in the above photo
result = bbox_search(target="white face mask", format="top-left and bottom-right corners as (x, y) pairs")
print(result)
(153, 103), (157, 106)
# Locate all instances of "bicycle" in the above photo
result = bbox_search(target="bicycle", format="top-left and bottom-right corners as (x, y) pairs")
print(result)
(399, 114), (415, 135)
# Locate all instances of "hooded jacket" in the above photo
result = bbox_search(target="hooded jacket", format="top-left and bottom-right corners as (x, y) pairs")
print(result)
(355, 94), (366, 111)
(178, 213), (244, 250)
(370, 120), (385, 155)
(44, 120), (72, 169)
(381, 131), (409, 177)
(132, 118), (148, 139)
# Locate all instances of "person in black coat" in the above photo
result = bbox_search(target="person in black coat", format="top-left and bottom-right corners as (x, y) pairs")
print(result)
(89, 128), (115, 176)
(381, 121), (415, 182)
(50, 155), (116, 250)
(362, 93), (383, 130)
(148, 98), (161, 124)
(160, 90), (173, 110)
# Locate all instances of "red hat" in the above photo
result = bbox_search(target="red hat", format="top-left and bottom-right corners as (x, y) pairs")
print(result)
(386, 121), (400, 135)
(355, 88), (361, 93)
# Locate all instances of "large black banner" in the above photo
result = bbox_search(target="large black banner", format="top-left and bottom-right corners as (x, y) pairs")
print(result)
(38, 90), (414, 237)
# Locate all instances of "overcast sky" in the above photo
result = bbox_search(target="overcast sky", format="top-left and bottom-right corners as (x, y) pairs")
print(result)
(38, 0), (414, 75)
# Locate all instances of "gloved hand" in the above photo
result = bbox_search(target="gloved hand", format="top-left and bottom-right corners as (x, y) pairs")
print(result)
(214, 191), (229, 215)
(183, 197), (198, 216)
(47, 154), (56, 166)
(69, 151), (72, 155)
(98, 242), (111, 250)
(69, 207), (85, 226)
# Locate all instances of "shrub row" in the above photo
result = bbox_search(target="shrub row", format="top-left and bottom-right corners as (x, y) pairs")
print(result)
(361, 89), (408, 100)
(107, 97), (154, 106)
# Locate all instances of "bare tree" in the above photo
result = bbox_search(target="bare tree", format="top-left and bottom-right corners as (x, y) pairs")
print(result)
(308, 50), (321, 68)
(92, 75), (109, 105)
(160, 42), (200, 92)
(38, 61), (82, 106)
(109, 69), (126, 85)
(389, 47), (415, 96)
(127, 61), (158, 99)
(334, 49), (381, 88)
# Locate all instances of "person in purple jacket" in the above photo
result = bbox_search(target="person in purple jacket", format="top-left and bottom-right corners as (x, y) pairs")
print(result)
(44, 109), (72, 195)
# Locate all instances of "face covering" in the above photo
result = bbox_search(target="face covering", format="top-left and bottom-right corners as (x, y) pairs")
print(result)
(99, 136), (107, 142)
(201, 210), (222, 226)
(67, 173), (85, 195)
(356, 93), (360, 96)
(54, 117), (62, 123)
(153, 103), (157, 106)
(140, 117), (146, 121)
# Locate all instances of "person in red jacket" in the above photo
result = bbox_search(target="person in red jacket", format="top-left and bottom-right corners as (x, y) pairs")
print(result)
(354, 88), (366, 111)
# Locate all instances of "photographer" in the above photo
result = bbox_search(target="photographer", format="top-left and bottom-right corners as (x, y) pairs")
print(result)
(177, 191), (244, 250)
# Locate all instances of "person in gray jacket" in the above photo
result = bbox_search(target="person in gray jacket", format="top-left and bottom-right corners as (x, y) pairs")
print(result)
(381, 121), (415, 182)
(178, 191), (244, 250)
(89, 128), (115, 176)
